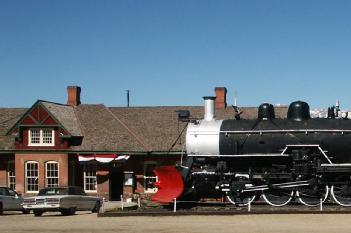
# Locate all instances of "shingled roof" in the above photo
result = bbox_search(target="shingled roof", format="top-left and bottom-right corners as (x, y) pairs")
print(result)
(109, 105), (288, 152)
(0, 102), (288, 153)
(41, 101), (82, 137)
(71, 104), (148, 152)
(0, 108), (27, 150)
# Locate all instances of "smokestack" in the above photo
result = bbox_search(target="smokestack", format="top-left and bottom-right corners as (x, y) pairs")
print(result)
(215, 87), (227, 109)
(203, 96), (216, 121)
(67, 86), (81, 106)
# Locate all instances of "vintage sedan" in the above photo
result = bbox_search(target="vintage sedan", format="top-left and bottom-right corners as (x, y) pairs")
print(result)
(0, 186), (29, 215)
(22, 186), (102, 216)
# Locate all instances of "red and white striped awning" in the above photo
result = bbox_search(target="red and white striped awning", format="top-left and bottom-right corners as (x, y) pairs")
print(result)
(78, 154), (130, 163)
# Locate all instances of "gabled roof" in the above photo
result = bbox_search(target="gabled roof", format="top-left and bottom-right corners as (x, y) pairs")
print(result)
(40, 101), (82, 137)
(6, 100), (82, 137)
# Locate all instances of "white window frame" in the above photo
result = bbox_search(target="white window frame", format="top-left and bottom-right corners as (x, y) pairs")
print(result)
(124, 171), (134, 186)
(28, 128), (55, 146)
(143, 161), (158, 193)
(45, 161), (59, 188)
(84, 164), (97, 193)
(7, 161), (15, 190)
(25, 161), (39, 193)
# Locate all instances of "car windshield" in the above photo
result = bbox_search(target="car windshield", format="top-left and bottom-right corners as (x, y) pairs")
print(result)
(38, 188), (68, 196)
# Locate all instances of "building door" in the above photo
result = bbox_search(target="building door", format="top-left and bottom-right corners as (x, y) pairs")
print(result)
(109, 166), (124, 201)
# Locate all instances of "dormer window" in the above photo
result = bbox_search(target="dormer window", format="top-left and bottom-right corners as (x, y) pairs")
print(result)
(28, 129), (55, 146)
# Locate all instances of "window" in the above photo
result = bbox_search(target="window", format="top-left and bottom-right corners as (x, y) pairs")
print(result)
(45, 162), (59, 187)
(8, 161), (15, 190)
(25, 161), (39, 193)
(42, 129), (53, 144)
(143, 162), (158, 193)
(28, 129), (54, 146)
(84, 164), (97, 192)
(124, 171), (134, 186)
(30, 129), (40, 144)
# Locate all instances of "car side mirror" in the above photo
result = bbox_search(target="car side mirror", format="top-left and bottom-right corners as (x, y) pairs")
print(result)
(16, 193), (22, 198)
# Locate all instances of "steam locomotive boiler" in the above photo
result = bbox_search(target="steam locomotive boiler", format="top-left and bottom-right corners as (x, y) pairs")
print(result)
(152, 97), (351, 207)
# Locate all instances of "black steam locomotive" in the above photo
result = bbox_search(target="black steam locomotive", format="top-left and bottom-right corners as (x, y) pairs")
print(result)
(152, 97), (351, 207)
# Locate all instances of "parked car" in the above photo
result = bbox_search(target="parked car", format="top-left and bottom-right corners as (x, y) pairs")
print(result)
(22, 186), (102, 216)
(0, 186), (29, 215)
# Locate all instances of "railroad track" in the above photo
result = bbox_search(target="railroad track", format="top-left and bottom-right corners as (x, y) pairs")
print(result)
(98, 202), (351, 217)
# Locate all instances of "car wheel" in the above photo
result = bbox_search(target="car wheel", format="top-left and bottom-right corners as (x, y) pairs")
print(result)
(0, 202), (3, 215)
(22, 209), (30, 214)
(61, 207), (76, 216)
(92, 201), (101, 213)
(33, 210), (43, 217)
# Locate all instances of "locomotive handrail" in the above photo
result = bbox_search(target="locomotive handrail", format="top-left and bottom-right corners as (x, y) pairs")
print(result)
(188, 153), (287, 157)
(188, 129), (351, 135)
(220, 129), (351, 134)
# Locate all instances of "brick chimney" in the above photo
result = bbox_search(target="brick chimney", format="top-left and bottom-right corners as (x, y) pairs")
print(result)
(67, 86), (81, 106)
(215, 87), (227, 109)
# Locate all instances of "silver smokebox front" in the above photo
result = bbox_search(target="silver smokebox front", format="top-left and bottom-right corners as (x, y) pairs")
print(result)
(186, 96), (222, 156)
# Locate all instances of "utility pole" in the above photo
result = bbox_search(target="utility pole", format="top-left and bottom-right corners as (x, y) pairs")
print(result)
(234, 90), (238, 106)
(126, 90), (130, 107)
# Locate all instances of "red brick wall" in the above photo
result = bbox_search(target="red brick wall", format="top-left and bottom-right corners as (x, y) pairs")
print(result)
(97, 165), (110, 200)
(8, 153), (180, 199)
(0, 168), (6, 186)
(15, 153), (68, 195)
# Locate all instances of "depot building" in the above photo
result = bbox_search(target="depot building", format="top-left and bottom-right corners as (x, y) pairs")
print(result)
(0, 86), (286, 200)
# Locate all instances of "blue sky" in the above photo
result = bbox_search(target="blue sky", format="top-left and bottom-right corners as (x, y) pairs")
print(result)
(1, 0), (351, 108)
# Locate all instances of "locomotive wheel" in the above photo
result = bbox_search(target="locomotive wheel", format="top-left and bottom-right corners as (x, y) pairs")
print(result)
(226, 191), (257, 206)
(331, 185), (351, 206)
(296, 185), (329, 206)
(262, 189), (294, 207)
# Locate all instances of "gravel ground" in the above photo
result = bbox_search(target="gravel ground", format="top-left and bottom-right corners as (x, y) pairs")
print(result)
(0, 211), (351, 233)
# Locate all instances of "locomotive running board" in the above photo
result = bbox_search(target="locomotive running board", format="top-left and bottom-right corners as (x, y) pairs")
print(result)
(151, 166), (184, 204)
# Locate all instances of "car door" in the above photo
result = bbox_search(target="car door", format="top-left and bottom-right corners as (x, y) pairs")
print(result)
(77, 187), (90, 210)
(67, 187), (81, 210)
(1, 188), (16, 210)
(78, 187), (94, 210)
(7, 189), (22, 210)
(0, 188), (10, 210)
